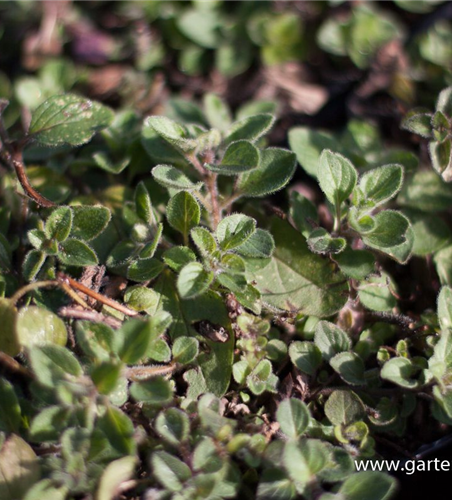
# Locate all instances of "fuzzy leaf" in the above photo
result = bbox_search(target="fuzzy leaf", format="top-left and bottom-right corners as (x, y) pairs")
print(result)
(116, 318), (156, 364)
(17, 306), (67, 349)
(324, 390), (365, 425)
(224, 114), (275, 145)
(58, 238), (98, 266)
(144, 116), (197, 153)
(152, 165), (202, 191)
(215, 214), (256, 251)
(360, 210), (410, 249)
(339, 471), (396, 500)
(45, 206), (72, 242)
(96, 456), (137, 500)
(307, 228), (346, 255)
(330, 352), (366, 385)
(71, 205), (111, 241)
(235, 228), (275, 258)
(381, 357), (420, 388)
(155, 408), (190, 446)
(177, 262), (214, 299)
(237, 148), (297, 197)
(29, 94), (114, 146)
(127, 258), (165, 282)
(130, 377), (173, 404)
(206, 140), (260, 175)
(203, 93), (232, 131)
(167, 191), (201, 238)
(163, 246), (196, 273)
(289, 341), (322, 376)
(277, 398), (310, 439)
(318, 150), (358, 206)
(172, 336), (199, 364)
(315, 321), (352, 361)
(358, 164), (404, 207)
(22, 250), (46, 281)
(438, 286), (452, 331)
(401, 110), (432, 138)
(191, 227), (218, 256)
(247, 219), (348, 317)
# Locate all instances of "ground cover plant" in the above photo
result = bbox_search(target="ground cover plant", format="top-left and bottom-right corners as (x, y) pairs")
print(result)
(2, 1), (452, 500)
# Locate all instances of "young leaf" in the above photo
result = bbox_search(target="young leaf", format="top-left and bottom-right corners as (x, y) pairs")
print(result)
(22, 250), (46, 281)
(29, 94), (114, 146)
(163, 246), (197, 273)
(360, 210), (410, 249)
(206, 140), (260, 175)
(330, 352), (366, 385)
(177, 262), (214, 299)
(70, 205), (111, 241)
(127, 258), (165, 282)
(324, 390), (365, 425)
(358, 164), (404, 207)
(318, 150), (357, 207)
(307, 228), (346, 255)
(58, 238), (98, 266)
(191, 227), (218, 256)
(215, 214), (256, 251)
(237, 148), (297, 197)
(135, 181), (154, 225)
(401, 110), (432, 138)
(338, 471), (397, 500)
(167, 191), (201, 238)
(130, 377), (173, 405)
(224, 114), (275, 145)
(314, 321), (352, 361)
(45, 206), (72, 242)
(144, 116), (197, 153)
(152, 165), (203, 191)
(289, 341), (322, 376)
(172, 336), (199, 364)
(203, 93), (232, 131)
(380, 357), (420, 388)
(438, 286), (452, 330)
(277, 398), (310, 439)
(28, 344), (82, 387)
(155, 408), (190, 446)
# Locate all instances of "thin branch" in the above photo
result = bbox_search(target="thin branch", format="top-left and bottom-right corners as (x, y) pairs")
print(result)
(0, 351), (33, 378)
(207, 172), (220, 228)
(125, 363), (177, 381)
(10, 280), (58, 305)
(59, 307), (122, 329)
(57, 272), (139, 317)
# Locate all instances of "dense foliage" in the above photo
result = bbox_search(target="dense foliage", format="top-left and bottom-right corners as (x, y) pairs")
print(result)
(2, 2), (452, 500)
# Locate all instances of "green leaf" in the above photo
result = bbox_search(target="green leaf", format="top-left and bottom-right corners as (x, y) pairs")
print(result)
(96, 456), (136, 500)
(203, 93), (232, 131)
(380, 357), (420, 388)
(358, 164), (404, 207)
(398, 170), (452, 212)
(135, 181), (154, 225)
(127, 258), (165, 282)
(246, 359), (275, 395)
(116, 318), (155, 364)
(206, 140), (260, 175)
(215, 214), (256, 251)
(307, 228), (346, 255)
(324, 390), (365, 425)
(402, 209), (450, 256)
(288, 127), (340, 178)
(177, 262), (214, 299)
(151, 450), (191, 492)
(289, 341), (322, 376)
(45, 206), (72, 242)
(290, 191), (318, 237)
(235, 229), (275, 258)
(0, 299), (19, 356)
(17, 306), (67, 349)
(438, 286), (452, 330)
(318, 150), (357, 207)
(28, 344), (82, 387)
(130, 377), (173, 405)
(98, 406), (135, 455)
(70, 205), (111, 241)
(246, 219), (348, 316)
(152, 165), (202, 191)
(330, 352), (365, 385)
(437, 85), (452, 116)
(358, 273), (397, 312)
(139, 223), (163, 259)
(315, 321), (352, 361)
(0, 234), (12, 272)
(29, 406), (71, 443)
(401, 110), (432, 138)
(276, 398), (310, 439)
(155, 408), (190, 446)
(93, 151), (130, 174)
(29, 94), (114, 146)
(177, 8), (222, 49)
(58, 238), (98, 266)
(429, 139), (452, 181)
(0, 378), (21, 433)
(172, 336), (199, 364)
(144, 116), (197, 153)
(224, 114), (275, 146)
(167, 191), (201, 238)
(360, 210), (410, 249)
(22, 250), (46, 281)
(335, 247), (374, 280)
(191, 227), (218, 256)
(339, 471), (397, 500)
(0, 434), (41, 500)
(163, 246), (196, 273)
(91, 362), (122, 395)
(237, 148), (297, 197)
